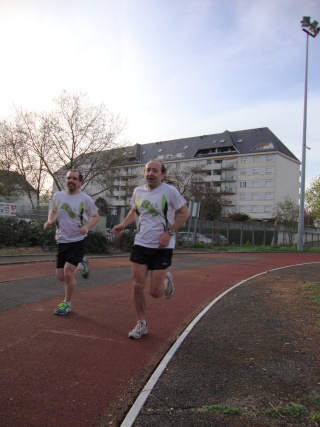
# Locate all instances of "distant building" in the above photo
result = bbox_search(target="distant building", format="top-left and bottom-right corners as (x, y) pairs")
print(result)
(0, 170), (38, 215)
(56, 127), (301, 221)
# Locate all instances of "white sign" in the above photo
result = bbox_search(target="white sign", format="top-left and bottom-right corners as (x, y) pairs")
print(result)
(188, 201), (201, 218)
(0, 203), (17, 216)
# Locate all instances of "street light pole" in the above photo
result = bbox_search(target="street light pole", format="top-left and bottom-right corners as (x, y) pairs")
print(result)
(297, 17), (319, 251)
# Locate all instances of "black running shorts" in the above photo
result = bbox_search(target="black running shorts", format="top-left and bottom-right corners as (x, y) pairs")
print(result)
(56, 240), (85, 268)
(130, 245), (173, 270)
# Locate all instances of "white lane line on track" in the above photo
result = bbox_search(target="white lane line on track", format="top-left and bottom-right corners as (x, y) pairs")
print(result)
(120, 261), (320, 427)
(47, 329), (127, 343)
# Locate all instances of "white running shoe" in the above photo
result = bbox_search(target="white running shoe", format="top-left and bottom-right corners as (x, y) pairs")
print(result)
(128, 320), (148, 339)
(164, 271), (175, 299)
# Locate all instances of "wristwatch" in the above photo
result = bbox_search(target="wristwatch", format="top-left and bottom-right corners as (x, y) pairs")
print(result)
(167, 229), (175, 236)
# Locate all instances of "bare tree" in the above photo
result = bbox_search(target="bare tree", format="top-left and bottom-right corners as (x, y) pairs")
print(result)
(0, 91), (127, 204)
(164, 164), (231, 219)
(0, 115), (49, 209)
(275, 195), (299, 246)
(165, 165), (200, 197)
(44, 90), (126, 194)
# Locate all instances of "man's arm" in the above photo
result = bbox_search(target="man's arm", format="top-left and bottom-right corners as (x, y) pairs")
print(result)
(158, 204), (190, 249)
(44, 210), (58, 231)
(112, 208), (136, 237)
(79, 212), (100, 235)
(168, 204), (190, 232)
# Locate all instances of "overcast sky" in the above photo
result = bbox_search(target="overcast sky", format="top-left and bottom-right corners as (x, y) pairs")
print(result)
(0, 0), (319, 188)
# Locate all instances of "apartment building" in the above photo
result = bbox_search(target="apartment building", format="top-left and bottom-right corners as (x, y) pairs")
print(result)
(58, 127), (301, 221)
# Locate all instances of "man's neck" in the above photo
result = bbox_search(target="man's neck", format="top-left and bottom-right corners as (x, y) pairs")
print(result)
(66, 190), (80, 195)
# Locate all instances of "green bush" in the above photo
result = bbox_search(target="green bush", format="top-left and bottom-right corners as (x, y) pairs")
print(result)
(0, 217), (111, 252)
(0, 217), (55, 247)
(85, 230), (110, 254)
(115, 230), (135, 252)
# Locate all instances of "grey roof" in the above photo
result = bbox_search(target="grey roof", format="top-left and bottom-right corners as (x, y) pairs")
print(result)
(131, 127), (300, 164)
(0, 170), (37, 193)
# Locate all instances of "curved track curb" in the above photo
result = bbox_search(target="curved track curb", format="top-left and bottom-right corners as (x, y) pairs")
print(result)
(120, 261), (320, 427)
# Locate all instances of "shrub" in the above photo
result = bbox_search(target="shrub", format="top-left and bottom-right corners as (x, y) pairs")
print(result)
(115, 230), (135, 252)
(85, 230), (110, 254)
(0, 217), (55, 247)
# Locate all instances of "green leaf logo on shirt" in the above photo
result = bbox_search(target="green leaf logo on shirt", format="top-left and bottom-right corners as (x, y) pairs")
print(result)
(61, 203), (76, 218)
(141, 200), (158, 216)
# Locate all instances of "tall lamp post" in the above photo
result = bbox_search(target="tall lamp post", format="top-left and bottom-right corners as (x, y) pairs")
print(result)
(297, 17), (320, 251)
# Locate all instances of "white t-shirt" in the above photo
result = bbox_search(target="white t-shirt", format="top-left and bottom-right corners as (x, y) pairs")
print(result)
(131, 182), (187, 249)
(52, 191), (98, 243)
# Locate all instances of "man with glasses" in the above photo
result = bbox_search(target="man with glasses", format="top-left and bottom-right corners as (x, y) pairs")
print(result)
(44, 169), (100, 315)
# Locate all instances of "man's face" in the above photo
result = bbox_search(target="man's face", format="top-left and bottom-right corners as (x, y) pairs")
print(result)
(144, 161), (164, 189)
(66, 171), (82, 194)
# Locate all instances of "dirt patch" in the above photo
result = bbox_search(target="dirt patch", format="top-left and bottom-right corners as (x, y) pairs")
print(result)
(133, 263), (320, 427)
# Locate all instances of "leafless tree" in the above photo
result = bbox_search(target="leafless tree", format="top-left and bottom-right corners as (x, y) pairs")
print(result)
(275, 195), (299, 246)
(0, 90), (127, 204)
(43, 90), (126, 194)
(0, 115), (49, 209)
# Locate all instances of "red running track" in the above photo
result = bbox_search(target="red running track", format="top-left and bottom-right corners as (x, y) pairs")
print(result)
(0, 252), (319, 426)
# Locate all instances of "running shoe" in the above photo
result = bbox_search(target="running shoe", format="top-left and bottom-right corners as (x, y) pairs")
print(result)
(54, 301), (72, 315)
(164, 271), (175, 299)
(128, 320), (148, 339)
(80, 259), (89, 279)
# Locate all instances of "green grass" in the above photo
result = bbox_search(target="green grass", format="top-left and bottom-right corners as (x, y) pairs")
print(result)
(282, 403), (308, 418)
(303, 282), (320, 310)
(178, 243), (320, 253)
(202, 404), (244, 415)
(310, 412), (320, 422)
(201, 397), (320, 424)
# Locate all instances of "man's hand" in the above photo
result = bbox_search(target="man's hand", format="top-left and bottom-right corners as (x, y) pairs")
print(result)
(113, 224), (124, 238)
(44, 221), (52, 231)
(158, 231), (172, 249)
(79, 226), (89, 235)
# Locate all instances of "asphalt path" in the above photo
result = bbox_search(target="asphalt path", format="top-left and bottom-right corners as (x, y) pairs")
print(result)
(0, 251), (319, 427)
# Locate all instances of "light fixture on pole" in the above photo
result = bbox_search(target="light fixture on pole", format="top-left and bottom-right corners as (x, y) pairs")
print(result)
(297, 17), (319, 251)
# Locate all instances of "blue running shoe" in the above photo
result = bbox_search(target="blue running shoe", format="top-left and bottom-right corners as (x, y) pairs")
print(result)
(54, 301), (72, 315)
(80, 259), (89, 279)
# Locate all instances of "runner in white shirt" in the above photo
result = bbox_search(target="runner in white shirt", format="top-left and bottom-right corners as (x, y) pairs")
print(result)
(113, 160), (190, 339)
(44, 169), (99, 315)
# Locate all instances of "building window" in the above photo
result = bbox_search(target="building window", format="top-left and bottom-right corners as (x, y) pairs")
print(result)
(240, 181), (246, 188)
(253, 168), (259, 175)
(252, 142), (274, 151)
(266, 167), (273, 174)
(239, 193), (246, 200)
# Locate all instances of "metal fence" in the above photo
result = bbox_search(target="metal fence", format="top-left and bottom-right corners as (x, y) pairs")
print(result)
(9, 207), (320, 247)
